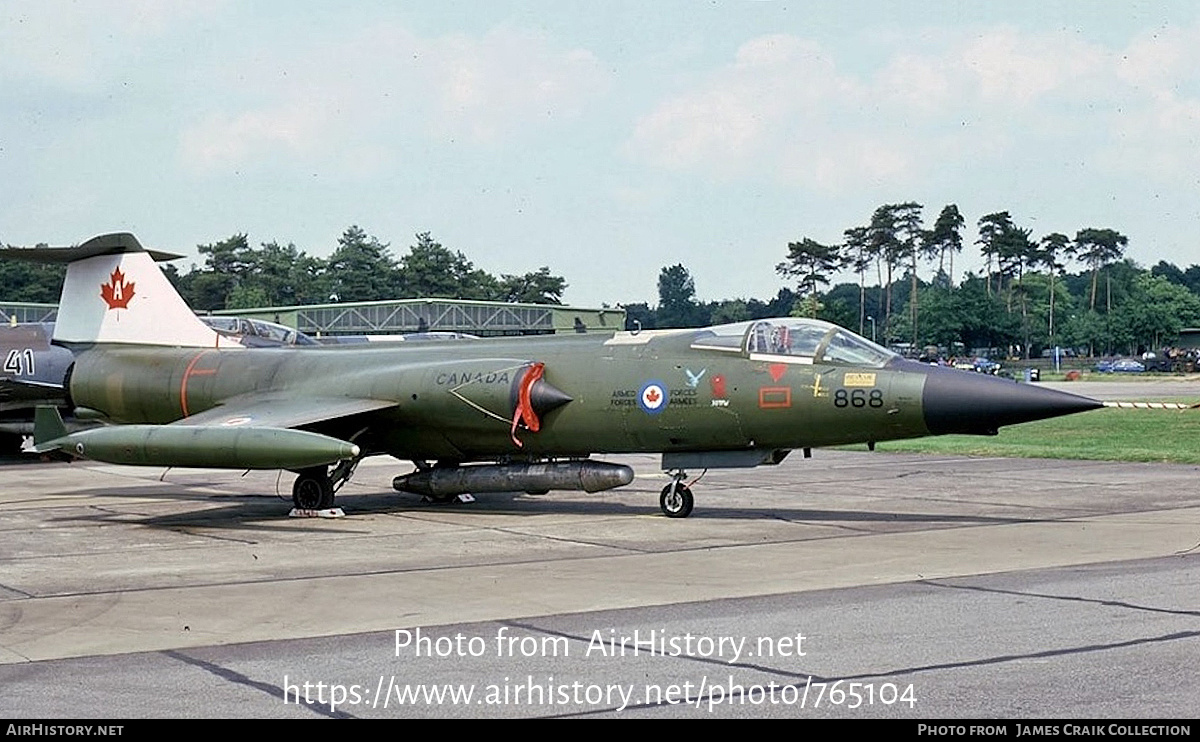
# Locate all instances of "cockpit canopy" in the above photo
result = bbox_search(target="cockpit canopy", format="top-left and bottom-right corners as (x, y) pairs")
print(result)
(690, 318), (896, 368)
(201, 316), (319, 346)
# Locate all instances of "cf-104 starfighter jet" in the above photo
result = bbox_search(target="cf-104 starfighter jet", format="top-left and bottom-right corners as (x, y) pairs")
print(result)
(2, 233), (1102, 517)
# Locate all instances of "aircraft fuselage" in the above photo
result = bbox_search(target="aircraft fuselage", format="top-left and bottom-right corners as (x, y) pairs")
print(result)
(68, 329), (931, 463)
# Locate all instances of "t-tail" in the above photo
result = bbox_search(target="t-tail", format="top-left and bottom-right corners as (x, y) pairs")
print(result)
(0, 232), (240, 348)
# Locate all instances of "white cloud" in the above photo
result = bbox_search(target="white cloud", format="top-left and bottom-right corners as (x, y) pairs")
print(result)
(628, 35), (860, 178)
(875, 51), (956, 113)
(180, 106), (327, 172)
(178, 24), (609, 174)
(0, 0), (221, 90)
(956, 27), (1107, 106)
(1100, 23), (1200, 180)
(1105, 90), (1200, 179)
(1116, 23), (1200, 92)
(779, 136), (912, 193)
(422, 30), (606, 141)
(627, 27), (1134, 193)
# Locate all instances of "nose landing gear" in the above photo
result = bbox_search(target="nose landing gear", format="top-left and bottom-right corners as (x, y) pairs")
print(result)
(659, 470), (694, 518)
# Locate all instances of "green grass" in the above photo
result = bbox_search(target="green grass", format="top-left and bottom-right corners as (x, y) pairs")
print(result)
(860, 404), (1200, 464)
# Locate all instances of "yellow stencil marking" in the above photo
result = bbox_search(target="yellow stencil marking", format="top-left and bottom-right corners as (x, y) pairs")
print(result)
(843, 372), (877, 388)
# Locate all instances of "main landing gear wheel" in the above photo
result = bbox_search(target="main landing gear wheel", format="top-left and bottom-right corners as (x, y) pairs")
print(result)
(293, 468), (335, 510)
(659, 482), (694, 519)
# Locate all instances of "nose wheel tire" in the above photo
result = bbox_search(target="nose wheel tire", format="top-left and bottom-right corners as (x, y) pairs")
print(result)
(293, 470), (335, 510)
(659, 482), (694, 518)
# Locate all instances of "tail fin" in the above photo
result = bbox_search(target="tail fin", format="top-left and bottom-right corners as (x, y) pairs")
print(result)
(0, 233), (240, 348)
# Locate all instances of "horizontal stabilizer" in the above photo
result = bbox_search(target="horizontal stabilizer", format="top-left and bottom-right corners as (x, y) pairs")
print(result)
(0, 378), (68, 410)
(0, 233), (183, 263)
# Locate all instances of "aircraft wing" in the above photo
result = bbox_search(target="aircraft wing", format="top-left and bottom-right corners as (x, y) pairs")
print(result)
(170, 393), (397, 430)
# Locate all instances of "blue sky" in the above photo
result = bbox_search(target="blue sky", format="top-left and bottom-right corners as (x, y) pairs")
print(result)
(4, 1), (1200, 307)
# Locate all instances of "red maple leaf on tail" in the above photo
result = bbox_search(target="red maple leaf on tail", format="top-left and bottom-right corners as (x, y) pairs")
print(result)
(100, 269), (136, 309)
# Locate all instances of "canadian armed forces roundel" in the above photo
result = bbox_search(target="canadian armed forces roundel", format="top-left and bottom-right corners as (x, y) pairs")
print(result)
(638, 380), (668, 414)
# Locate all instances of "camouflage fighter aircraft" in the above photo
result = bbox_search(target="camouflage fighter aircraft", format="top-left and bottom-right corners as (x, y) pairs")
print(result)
(2, 233), (1103, 517)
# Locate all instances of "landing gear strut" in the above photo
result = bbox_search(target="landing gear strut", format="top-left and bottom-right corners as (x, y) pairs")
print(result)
(291, 439), (366, 511)
(659, 471), (694, 519)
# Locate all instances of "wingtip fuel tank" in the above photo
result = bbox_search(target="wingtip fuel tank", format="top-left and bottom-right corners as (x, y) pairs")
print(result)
(37, 418), (360, 470)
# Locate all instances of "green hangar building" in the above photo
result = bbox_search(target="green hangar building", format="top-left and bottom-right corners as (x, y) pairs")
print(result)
(3, 298), (623, 338)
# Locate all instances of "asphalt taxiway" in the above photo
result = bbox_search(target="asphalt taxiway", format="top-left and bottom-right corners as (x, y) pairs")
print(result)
(1, 380), (1198, 717)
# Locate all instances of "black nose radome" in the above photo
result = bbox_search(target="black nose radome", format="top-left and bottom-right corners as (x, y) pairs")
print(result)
(898, 360), (1103, 436)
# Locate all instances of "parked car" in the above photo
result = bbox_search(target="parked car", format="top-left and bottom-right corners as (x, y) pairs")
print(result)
(973, 357), (1002, 374)
(951, 357), (1001, 374)
(1139, 353), (1172, 372)
(1110, 358), (1146, 373)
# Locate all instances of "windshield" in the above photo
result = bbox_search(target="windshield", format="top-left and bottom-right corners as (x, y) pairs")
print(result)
(819, 327), (895, 366)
